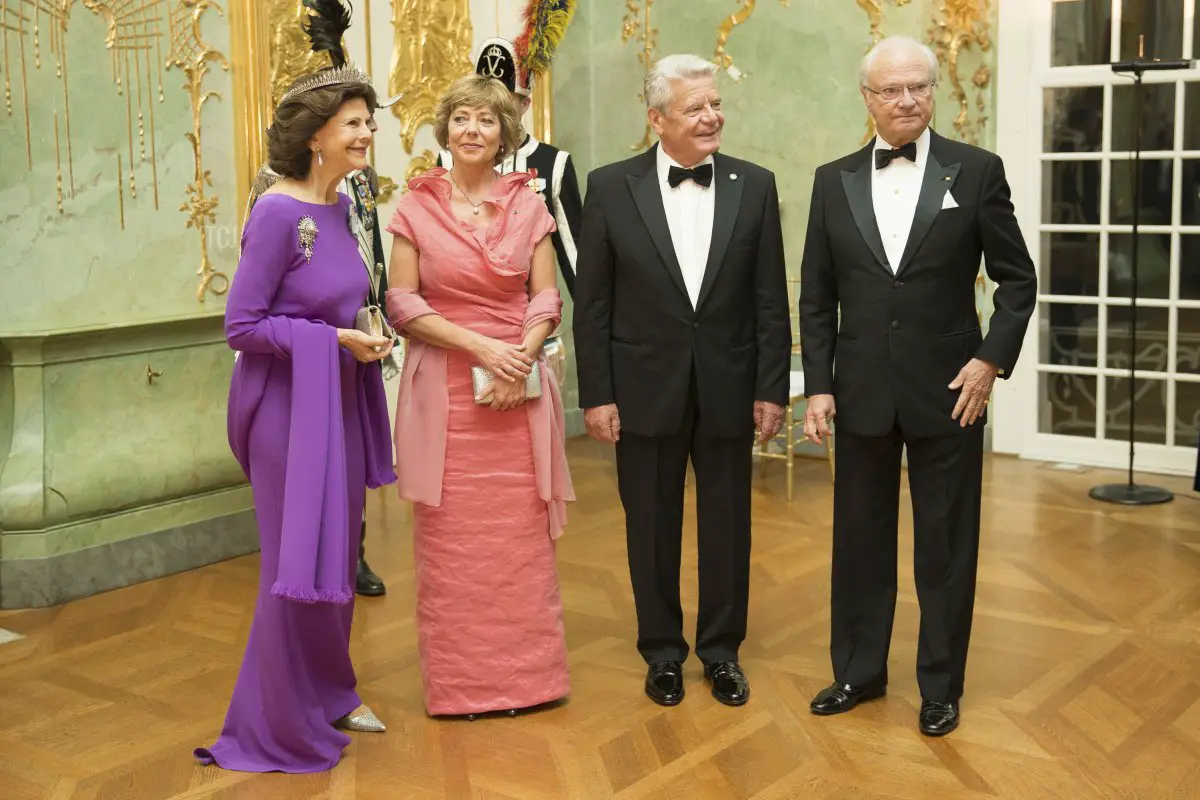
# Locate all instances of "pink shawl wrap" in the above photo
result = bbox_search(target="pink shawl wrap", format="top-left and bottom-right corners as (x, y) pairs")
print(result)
(385, 287), (575, 538)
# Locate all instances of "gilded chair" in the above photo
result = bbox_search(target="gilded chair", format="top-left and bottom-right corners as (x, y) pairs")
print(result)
(753, 277), (835, 500)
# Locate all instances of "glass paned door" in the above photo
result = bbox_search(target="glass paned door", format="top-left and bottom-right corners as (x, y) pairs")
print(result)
(1033, 0), (1200, 472)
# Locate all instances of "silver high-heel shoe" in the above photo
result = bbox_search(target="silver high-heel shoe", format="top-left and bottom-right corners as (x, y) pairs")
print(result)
(335, 707), (387, 733)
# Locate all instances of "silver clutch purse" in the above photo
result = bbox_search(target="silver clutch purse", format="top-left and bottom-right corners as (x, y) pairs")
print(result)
(471, 361), (542, 404)
(354, 304), (394, 340)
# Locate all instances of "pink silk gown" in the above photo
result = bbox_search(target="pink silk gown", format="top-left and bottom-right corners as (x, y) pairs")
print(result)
(386, 169), (572, 716)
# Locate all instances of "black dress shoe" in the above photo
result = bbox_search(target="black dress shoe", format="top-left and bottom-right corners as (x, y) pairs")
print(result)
(919, 700), (959, 736)
(355, 557), (386, 597)
(809, 681), (887, 715)
(645, 661), (685, 706)
(704, 661), (750, 706)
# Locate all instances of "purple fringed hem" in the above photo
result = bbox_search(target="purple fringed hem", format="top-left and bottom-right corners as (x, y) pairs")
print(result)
(194, 748), (216, 765)
(270, 582), (353, 605)
(367, 469), (398, 491)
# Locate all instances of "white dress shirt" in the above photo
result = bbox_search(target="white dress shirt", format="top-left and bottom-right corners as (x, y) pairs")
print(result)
(871, 128), (930, 272)
(657, 147), (715, 308)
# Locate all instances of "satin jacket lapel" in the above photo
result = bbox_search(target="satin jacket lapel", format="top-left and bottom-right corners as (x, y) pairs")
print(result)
(840, 149), (892, 276)
(627, 149), (689, 301)
(896, 144), (961, 276)
(695, 154), (743, 310)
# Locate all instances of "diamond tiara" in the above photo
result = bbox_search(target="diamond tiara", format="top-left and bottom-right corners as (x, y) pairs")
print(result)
(279, 63), (374, 104)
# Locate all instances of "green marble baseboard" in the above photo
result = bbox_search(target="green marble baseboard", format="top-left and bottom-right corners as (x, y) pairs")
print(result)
(0, 503), (258, 609)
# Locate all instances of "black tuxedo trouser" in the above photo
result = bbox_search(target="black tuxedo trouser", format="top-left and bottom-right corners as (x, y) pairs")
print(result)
(831, 420), (984, 704)
(359, 514), (367, 560)
(614, 374), (752, 665)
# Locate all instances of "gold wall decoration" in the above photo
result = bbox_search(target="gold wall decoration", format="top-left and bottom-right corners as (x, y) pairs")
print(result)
(2, 0), (171, 205)
(403, 149), (436, 189)
(855, 0), (911, 143)
(532, 66), (553, 143)
(362, 0), (376, 165)
(621, 0), (656, 150)
(930, 1), (993, 320)
(228, 0), (326, 219)
(376, 173), (398, 203)
(856, 0), (911, 46)
(928, 0), (991, 146)
(117, 152), (125, 229)
(167, 0), (230, 301)
(229, 0), (271, 219)
(228, 1), (398, 220)
(267, 0), (332, 107)
(714, 0), (789, 83)
(388, 0), (473, 154)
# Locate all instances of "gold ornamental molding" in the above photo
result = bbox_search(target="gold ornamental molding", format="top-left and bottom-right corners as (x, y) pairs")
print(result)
(2, 0), (175, 208)
(229, 0), (330, 221)
(856, 0), (911, 45)
(168, 0), (230, 301)
(388, 0), (473, 154)
(929, 0), (991, 146)
(229, 0), (272, 223)
(403, 149), (437, 188)
(713, 0), (789, 83)
(267, 0), (333, 108)
(229, 1), (398, 218)
(927, 1), (994, 320)
(621, 0), (656, 150)
(376, 173), (398, 202)
(531, 66), (553, 143)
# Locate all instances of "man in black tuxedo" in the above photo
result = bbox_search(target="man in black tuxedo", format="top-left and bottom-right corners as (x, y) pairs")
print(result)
(575, 54), (790, 708)
(799, 36), (1037, 736)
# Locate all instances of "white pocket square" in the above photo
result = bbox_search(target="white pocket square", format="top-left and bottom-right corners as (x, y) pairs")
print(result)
(941, 190), (959, 210)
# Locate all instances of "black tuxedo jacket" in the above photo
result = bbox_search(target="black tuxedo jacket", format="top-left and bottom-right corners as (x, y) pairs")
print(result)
(574, 146), (790, 438)
(799, 130), (1037, 438)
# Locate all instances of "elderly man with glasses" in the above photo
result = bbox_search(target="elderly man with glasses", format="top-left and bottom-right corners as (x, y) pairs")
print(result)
(798, 35), (1037, 736)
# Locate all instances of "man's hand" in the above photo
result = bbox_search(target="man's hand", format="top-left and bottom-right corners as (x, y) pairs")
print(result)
(949, 358), (999, 427)
(803, 394), (836, 444)
(584, 404), (621, 444)
(754, 401), (785, 445)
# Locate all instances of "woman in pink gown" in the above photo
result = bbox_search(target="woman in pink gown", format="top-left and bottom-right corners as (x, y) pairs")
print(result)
(384, 75), (575, 717)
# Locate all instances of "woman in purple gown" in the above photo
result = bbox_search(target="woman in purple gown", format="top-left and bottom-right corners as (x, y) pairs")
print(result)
(193, 59), (396, 773)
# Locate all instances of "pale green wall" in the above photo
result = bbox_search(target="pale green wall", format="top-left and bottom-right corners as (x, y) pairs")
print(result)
(0, 8), (238, 333)
(0, 8), (249, 606)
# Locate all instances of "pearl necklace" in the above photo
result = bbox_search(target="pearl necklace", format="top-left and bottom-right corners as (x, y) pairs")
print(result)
(449, 169), (491, 215)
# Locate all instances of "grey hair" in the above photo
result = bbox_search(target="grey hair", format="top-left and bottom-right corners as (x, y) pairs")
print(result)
(644, 54), (718, 111)
(858, 36), (939, 88)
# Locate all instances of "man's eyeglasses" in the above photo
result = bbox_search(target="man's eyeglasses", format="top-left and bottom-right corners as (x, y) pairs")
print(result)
(863, 82), (936, 103)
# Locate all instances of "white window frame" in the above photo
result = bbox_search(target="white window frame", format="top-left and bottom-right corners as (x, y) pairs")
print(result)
(994, 0), (1200, 476)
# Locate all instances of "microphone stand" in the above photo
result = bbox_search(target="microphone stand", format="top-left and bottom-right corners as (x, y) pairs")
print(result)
(1088, 49), (1192, 506)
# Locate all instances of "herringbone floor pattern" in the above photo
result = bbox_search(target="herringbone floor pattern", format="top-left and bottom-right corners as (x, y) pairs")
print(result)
(1, 440), (1199, 799)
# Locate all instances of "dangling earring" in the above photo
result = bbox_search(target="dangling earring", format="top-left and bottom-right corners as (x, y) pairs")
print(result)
(316, 149), (324, 167)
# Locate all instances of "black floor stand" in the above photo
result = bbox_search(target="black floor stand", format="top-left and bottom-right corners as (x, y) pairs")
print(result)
(1088, 54), (1191, 506)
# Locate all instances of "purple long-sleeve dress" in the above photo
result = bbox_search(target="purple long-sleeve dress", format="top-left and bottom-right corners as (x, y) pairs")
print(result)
(194, 192), (395, 773)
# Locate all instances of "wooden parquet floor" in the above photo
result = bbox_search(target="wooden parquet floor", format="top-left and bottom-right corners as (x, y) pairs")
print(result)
(2, 440), (1200, 799)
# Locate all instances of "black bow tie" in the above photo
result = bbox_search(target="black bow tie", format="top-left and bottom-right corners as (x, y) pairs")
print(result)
(667, 163), (713, 188)
(874, 141), (917, 169)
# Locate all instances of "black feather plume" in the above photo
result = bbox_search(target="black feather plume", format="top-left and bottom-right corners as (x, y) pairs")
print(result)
(302, 0), (352, 68)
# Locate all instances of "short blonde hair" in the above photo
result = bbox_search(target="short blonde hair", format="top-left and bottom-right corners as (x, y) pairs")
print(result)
(434, 75), (523, 164)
